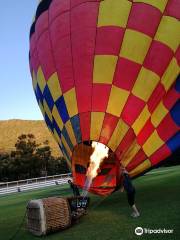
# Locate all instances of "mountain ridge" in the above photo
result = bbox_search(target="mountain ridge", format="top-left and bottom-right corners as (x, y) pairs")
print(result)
(0, 119), (61, 157)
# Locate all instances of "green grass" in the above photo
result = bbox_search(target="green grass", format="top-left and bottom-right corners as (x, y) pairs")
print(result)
(0, 166), (180, 240)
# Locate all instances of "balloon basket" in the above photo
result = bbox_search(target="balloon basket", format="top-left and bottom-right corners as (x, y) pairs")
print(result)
(26, 196), (90, 236)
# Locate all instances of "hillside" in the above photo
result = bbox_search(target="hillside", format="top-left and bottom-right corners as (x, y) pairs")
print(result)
(0, 120), (62, 157)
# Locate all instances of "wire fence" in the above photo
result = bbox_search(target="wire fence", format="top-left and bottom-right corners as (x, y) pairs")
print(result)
(0, 173), (72, 195)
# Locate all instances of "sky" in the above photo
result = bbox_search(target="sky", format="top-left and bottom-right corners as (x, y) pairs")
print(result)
(0, 0), (43, 120)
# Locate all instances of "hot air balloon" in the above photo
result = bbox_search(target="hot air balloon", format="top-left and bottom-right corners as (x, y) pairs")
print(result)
(29, 0), (180, 196)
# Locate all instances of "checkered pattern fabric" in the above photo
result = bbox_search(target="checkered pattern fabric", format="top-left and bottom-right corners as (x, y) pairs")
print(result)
(29, 0), (180, 194)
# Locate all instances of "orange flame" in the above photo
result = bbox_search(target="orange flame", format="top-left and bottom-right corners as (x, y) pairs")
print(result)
(82, 141), (109, 195)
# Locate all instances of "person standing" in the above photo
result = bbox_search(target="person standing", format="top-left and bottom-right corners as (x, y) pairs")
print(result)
(68, 180), (80, 197)
(120, 166), (140, 218)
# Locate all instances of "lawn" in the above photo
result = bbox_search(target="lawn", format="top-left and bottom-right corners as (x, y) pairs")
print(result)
(0, 166), (180, 240)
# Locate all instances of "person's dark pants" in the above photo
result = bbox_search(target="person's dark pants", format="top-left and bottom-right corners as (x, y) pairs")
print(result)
(73, 187), (80, 197)
(127, 189), (135, 207)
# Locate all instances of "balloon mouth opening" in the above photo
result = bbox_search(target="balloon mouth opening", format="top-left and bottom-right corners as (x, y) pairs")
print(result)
(71, 141), (116, 194)
(82, 141), (109, 196)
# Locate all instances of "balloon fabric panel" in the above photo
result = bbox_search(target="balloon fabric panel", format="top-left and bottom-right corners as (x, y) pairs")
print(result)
(29, 0), (180, 195)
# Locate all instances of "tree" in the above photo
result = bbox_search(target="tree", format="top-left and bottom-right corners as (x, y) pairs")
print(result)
(47, 157), (69, 175)
(11, 134), (40, 179)
(0, 134), (70, 182)
(15, 134), (38, 156)
(36, 140), (52, 176)
(0, 153), (10, 181)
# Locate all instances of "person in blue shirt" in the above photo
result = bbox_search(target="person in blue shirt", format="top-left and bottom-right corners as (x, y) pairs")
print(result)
(120, 166), (140, 218)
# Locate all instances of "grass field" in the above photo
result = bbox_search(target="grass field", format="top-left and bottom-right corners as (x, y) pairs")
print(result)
(0, 166), (180, 240)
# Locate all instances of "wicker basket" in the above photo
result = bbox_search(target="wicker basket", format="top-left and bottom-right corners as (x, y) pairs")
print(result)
(27, 197), (71, 236)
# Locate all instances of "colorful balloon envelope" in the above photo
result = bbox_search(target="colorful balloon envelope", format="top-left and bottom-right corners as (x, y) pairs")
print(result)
(29, 0), (180, 195)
